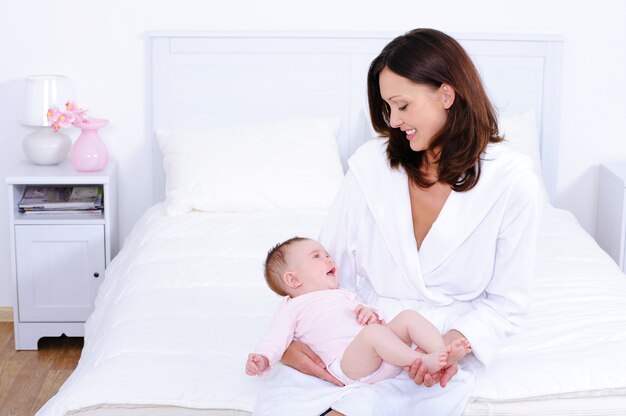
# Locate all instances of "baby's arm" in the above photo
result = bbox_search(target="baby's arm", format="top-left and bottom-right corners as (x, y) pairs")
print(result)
(342, 288), (383, 325)
(246, 353), (270, 376)
(355, 304), (382, 325)
(247, 299), (296, 376)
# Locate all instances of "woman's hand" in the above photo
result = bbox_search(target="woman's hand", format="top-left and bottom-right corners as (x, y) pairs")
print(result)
(281, 340), (345, 387)
(404, 330), (467, 388)
(405, 359), (458, 388)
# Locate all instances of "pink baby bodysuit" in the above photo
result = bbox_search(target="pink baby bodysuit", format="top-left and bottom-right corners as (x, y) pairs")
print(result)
(255, 288), (372, 369)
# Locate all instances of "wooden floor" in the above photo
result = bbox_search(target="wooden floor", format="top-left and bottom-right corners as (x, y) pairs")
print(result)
(0, 321), (83, 416)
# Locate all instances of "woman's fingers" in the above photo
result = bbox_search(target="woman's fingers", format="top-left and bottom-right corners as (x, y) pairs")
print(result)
(405, 358), (425, 384)
(309, 363), (345, 387)
(280, 341), (344, 386)
(423, 373), (433, 387)
(439, 363), (459, 388)
(302, 345), (327, 369)
(281, 341), (320, 372)
(416, 364), (428, 385)
(405, 358), (452, 388)
(300, 346), (344, 386)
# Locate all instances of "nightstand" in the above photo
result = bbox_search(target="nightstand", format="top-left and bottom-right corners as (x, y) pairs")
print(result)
(596, 163), (626, 273)
(6, 160), (118, 350)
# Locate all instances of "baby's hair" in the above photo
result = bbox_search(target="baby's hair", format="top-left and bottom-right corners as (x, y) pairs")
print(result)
(264, 236), (310, 296)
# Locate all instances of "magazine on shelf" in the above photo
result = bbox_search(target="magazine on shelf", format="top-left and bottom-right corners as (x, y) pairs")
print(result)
(19, 185), (103, 211)
(22, 208), (103, 216)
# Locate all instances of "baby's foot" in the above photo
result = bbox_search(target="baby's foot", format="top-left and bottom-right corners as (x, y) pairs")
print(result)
(421, 347), (448, 373)
(446, 339), (472, 365)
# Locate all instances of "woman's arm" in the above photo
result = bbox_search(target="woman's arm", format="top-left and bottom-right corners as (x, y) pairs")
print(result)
(281, 341), (344, 386)
(450, 173), (542, 366)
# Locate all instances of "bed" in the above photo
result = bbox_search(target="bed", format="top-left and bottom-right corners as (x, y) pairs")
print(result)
(37, 32), (626, 415)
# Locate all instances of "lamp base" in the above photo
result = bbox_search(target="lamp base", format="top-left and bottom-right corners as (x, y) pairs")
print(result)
(23, 127), (72, 165)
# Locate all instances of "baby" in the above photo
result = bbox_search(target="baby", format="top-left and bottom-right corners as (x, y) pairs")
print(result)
(245, 237), (471, 385)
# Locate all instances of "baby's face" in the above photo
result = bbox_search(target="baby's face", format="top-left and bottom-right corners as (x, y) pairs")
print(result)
(287, 240), (339, 292)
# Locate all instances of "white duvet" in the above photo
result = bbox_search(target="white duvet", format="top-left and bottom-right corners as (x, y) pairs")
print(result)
(38, 204), (626, 415)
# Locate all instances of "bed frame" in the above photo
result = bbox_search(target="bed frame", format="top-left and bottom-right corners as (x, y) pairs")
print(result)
(42, 32), (626, 416)
(150, 31), (563, 204)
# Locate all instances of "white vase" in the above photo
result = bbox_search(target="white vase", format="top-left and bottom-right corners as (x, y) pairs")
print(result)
(22, 127), (72, 165)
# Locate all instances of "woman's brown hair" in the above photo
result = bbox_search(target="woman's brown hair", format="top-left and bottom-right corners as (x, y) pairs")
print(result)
(367, 28), (502, 191)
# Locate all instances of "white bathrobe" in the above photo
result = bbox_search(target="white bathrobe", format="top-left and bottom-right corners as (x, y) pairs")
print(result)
(254, 139), (542, 416)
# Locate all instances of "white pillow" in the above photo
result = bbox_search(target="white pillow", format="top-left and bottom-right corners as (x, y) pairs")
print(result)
(499, 111), (549, 203)
(499, 111), (542, 177)
(157, 118), (344, 215)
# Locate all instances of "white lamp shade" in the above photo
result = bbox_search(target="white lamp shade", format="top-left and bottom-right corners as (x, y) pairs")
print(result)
(20, 75), (74, 126)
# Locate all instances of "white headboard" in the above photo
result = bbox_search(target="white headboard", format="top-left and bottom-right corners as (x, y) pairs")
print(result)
(150, 31), (562, 204)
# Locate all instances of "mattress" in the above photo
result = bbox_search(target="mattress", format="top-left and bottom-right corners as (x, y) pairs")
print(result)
(39, 204), (626, 415)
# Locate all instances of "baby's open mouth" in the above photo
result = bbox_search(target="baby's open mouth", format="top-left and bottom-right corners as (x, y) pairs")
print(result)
(327, 267), (336, 277)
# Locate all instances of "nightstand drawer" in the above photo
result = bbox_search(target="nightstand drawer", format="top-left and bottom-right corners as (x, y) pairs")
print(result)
(15, 224), (105, 322)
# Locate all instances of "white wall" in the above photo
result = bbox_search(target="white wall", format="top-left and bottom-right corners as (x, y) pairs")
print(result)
(1, 0), (625, 306)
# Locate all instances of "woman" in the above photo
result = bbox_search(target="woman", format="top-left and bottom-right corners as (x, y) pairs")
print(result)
(255, 28), (542, 416)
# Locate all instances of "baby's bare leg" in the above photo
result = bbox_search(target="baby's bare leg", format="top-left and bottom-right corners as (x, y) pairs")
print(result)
(386, 310), (445, 352)
(341, 323), (443, 381)
(385, 310), (450, 372)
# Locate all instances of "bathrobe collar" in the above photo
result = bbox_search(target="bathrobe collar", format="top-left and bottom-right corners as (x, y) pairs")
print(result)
(348, 139), (531, 305)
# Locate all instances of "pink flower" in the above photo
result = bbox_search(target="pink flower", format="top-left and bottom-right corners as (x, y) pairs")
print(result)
(65, 101), (77, 111)
(65, 101), (88, 122)
(47, 108), (62, 131)
(47, 101), (91, 132)
(47, 108), (61, 121)
(57, 111), (76, 128)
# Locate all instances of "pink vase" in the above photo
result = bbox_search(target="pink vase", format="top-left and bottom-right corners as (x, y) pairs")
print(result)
(71, 118), (109, 172)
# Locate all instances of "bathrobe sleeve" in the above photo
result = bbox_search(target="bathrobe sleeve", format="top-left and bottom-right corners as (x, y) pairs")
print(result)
(450, 171), (543, 366)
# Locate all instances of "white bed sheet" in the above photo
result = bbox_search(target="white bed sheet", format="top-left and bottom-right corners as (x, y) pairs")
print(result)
(38, 204), (626, 416)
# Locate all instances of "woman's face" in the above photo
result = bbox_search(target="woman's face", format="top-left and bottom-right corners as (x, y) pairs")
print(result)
(378, 67), (451, 153)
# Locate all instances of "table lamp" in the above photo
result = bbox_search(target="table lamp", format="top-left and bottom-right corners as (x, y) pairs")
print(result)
(20, 75), (73, 165)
